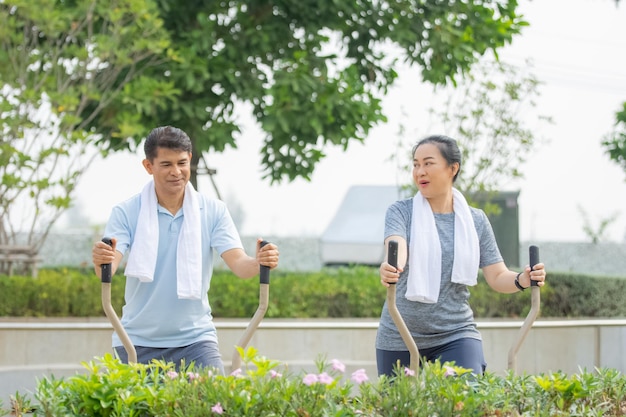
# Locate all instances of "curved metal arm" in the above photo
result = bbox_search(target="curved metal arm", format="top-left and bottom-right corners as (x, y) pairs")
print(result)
(507, 245), (540, 373)
(102, 284), (137, 364)
(231, 240), (270, 372)
(101, 238), (137, 364)
(386, 240), (420, 375)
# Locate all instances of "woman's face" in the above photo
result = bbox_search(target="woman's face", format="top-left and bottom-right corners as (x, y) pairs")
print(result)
(412, 143), (458, 198)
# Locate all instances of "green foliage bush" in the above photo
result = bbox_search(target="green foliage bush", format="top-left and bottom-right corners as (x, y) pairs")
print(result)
(0, 268), (126, 317)
(210, 266), (386, 319)
(4, 349), (626, 416)
(1, 267), (625, 318)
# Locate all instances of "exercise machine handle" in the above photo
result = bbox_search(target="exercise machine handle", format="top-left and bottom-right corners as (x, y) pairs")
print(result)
(529, 245), (540, 287)
(388, 240), (398, 275)
(259, 240), (270, 284)
(101, 237), (113, 283)
(386, 239), (419, 375)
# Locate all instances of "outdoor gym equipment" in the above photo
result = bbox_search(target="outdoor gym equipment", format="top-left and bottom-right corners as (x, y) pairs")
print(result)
(507, 245), (540, 374)
(230, 240), (270, 372)
(387, 239), (420, 375)
(101, 237), (137, 364)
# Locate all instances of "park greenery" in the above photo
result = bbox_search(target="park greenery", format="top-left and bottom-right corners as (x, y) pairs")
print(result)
(2, 2), (626, 414)
(3, 349), (626, 416)
(1, 267), (625, 319)
(2, 266), (626, 416)
(93, 0), (529, 185)
(2, 0), (625, 257)
(0, 0), (176, 250)
(1, 0), (532, 251)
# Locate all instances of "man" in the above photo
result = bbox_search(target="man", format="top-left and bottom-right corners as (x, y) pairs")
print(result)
(91, 125), (279, 374)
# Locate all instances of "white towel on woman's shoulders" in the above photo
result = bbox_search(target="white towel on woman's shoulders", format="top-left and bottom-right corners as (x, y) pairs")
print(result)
(406, 188), (480, 303)
(124, 180), (203, 300)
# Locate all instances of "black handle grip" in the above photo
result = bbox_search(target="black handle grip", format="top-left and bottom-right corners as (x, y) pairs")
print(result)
(388, 240), (399, 285)
(101, 237), (113, 284)
(529, 245), (540, 287)
(260, 240), (270, 284)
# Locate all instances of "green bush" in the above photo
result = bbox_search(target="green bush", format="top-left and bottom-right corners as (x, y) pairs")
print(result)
(210, 266), (387, 319)
(0, 268), (126, 317)
(1, 267), (625, 318)
(4, 349), (626, 416)
(469, 272), (626, 318)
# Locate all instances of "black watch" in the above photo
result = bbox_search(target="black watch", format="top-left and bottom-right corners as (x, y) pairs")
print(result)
(514, 272), (527, 291)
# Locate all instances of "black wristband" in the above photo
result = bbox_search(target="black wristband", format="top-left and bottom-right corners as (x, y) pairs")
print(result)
(514, 272), (527, 291)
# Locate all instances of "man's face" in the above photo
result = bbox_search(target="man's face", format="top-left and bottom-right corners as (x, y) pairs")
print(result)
(142, 147), (191, 197)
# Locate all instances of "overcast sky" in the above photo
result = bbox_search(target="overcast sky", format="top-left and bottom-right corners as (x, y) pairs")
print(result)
(71, 0), (626, 243)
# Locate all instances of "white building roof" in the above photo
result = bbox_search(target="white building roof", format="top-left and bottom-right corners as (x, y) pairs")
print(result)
(319, 185), (408, 265)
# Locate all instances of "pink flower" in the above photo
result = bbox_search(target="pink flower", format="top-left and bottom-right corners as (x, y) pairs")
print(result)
(230, 368), (242, 377)
(351, 369), (369, 384)
(270, 369), (282, 378)
(211, 402), (224, 414)
(166, 370), (178, 379)
(303, 373), (319, 386)
(318, 372), (334, 385)
(444, 366), (456, 377)
(331, 359), (346, 373)
(187, 371), (200, 380)
(404, 367), (415, 377)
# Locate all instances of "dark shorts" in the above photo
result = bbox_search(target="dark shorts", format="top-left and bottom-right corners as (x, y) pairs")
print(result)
(114, 339), (224, 374)
(376, 337), (487, 377)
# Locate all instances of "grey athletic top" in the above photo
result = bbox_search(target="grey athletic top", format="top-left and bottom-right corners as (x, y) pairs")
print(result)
(376, 197), (503, 351)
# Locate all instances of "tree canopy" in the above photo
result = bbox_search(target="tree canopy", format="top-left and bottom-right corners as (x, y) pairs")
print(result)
(0, 0), (176, 247)
(1, 0), (529, 247)
(91, 0), (528, 184)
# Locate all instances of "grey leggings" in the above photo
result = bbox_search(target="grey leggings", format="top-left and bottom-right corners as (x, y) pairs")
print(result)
(114, 339), (224, 374)
(376, 337), (487, 377)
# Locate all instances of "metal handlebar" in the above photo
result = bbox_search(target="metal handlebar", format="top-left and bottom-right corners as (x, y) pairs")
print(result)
(386, 240), (420, 375)
(101, 237), (137, 364)
(507, 245), (541, 373)
(231, 240), (270, 372)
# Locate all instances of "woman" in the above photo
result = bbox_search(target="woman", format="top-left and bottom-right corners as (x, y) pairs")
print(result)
(376, 134), (546, 376)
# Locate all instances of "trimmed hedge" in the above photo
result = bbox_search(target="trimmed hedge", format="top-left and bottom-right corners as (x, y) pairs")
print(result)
(1, 266), (625, 318)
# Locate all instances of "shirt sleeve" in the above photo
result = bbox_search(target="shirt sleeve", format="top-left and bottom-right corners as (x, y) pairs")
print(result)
(384, 199), (411, 241)
(102, 195), (141, 257)
(202, 197), (244, 255)
(474, 208), (504, 268)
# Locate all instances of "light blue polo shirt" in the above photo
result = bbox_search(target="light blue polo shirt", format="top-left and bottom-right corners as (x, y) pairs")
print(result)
(104, 190), (243, 348)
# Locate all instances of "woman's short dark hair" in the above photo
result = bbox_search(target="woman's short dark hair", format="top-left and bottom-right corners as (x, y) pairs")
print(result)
(412, 134), (462, 182)
(144, 126), (192, 161)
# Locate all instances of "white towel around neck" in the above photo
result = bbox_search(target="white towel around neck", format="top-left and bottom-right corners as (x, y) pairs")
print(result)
(124, 180), (203, 300)
(406, 188), (480, 304)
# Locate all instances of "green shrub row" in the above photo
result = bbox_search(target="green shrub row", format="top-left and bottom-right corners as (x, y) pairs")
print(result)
(5, 350), (626, 417)
(1, 266), (625, 318)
